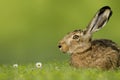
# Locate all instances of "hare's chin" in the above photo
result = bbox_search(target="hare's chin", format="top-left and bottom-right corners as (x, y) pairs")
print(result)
(59, 48), (71, 54)
(59, 48), (66, 53)
(67, 51), (73, 54)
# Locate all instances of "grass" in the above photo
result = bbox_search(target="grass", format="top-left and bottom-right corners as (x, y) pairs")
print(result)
(0, 62), (120, 80)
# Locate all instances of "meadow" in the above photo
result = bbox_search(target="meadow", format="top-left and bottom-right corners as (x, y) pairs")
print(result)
(1, 62), (120, 80)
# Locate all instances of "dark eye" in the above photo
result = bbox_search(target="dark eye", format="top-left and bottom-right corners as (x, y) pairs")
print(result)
(73, 35), (79, 39)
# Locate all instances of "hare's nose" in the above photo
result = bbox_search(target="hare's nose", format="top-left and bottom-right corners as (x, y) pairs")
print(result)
(58, 45), (62, 48)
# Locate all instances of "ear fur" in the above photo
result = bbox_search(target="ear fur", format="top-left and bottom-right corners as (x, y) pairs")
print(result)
(86, 6), (112, 34)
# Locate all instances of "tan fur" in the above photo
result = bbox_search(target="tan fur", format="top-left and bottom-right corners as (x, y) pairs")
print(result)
(58, 6), (120, 70)
(58, 31), (120, 70)
(70, 39), (120, 70)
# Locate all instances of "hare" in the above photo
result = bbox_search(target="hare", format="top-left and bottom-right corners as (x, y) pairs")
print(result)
(58, 6), (120, 70)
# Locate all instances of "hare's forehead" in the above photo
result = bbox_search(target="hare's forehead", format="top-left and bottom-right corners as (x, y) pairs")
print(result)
(65, 29), (84, 38)
(73, 29), (84, 34)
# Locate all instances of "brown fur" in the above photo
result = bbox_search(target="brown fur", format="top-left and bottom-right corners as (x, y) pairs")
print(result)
(58, 30), (120, 70)
(58, 6), (120, 70)
(70, 39), (120, 70)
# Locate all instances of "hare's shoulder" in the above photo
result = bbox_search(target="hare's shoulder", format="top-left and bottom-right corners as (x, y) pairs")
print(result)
(91, 39), (120, 52)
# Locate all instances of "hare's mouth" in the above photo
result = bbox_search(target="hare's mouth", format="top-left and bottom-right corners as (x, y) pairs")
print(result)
(59, 48), (66, 53)
(58, 46), (66, 53)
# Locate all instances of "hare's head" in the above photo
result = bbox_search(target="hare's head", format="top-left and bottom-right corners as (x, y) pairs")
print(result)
(58, 29), (92, 54)
(58, 6), (112, 54)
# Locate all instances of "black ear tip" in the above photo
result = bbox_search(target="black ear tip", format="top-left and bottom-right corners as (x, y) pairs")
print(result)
(98, 6), (112, 16)
(101, 6), (111, 10)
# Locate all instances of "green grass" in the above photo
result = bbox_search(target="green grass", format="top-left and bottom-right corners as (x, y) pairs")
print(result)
(0, 62), (120, 80)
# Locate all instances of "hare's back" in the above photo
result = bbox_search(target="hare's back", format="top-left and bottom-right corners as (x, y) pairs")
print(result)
(92, 39), (120, 52)
(90, 39), (120, 69)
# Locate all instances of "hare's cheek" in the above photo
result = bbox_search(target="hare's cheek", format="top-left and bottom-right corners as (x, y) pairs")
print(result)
(70, 41), (78, 46)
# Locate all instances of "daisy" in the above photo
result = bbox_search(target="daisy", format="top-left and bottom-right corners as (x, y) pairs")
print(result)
(36, 62), (42, 68)
(13, 64), (18, 68)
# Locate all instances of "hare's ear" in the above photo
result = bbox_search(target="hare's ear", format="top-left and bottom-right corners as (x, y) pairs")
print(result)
(86, 6), (112, 34)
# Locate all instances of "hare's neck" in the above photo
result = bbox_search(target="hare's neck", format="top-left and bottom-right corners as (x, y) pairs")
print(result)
(72, 43), (91, 54)
(73, 46), (92, 55)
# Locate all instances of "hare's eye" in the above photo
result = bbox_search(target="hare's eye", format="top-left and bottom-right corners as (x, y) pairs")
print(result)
(73, 35), (79, 39)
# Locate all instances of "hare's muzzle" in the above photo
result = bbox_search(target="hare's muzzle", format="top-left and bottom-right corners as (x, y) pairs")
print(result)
(58, 42), (69, 53)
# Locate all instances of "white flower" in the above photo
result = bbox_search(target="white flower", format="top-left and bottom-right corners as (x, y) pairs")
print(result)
(55, 66), (60, 70)
(13, 64), (18, 68)
(36, 62), (42, 68)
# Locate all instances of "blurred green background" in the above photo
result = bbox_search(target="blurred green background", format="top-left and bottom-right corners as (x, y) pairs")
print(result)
(0, 0), (120, 64)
